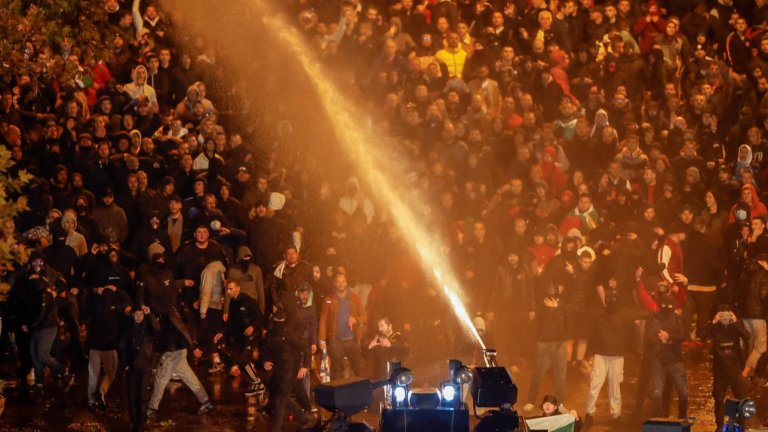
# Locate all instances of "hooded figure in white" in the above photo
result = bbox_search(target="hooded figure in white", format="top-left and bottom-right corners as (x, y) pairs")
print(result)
(122, 65), (158, 113)
(735, 144), (754, 182)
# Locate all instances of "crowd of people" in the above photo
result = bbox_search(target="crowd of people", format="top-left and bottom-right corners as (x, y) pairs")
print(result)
(4, 0), (768, 431)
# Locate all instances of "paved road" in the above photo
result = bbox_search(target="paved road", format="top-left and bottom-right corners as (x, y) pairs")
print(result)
(0, 343), (765, 431)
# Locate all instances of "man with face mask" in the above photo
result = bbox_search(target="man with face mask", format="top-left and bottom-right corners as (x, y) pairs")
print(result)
(123, 305), (159, 432)
(22, 252), (73, 392)
(85, 269), (132, 411)
(137, 242), (211, 419)
(646, 285), (688, 419)
(584, 276), (651, 427)
(523, 281), (569, 413)
(226, 246), (265, 316)
(699, 305), (750, 430)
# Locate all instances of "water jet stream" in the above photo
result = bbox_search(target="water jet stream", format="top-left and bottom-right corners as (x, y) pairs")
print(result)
(257, 6), (486, 351)
(251, 0), (486, 351)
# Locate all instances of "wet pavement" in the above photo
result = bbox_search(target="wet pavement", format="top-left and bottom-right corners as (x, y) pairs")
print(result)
(0, 344), (766, 431)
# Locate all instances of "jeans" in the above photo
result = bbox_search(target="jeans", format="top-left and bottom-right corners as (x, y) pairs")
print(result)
(585, 354), (624, 418)
(743, 318), (767, 369)
(30, 326), (63, 384)
(651, 359), (687, 418)
(328, 338), (362, 380)
(88, 349), (118, 401)
(148, 349), (209, 410)
(527, 341), (567, 404)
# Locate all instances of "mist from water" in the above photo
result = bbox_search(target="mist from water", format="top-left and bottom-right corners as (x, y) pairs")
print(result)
(168, 0), (486, 351)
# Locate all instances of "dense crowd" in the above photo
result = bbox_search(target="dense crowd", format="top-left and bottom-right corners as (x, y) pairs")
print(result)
(4, 0), (768, 431)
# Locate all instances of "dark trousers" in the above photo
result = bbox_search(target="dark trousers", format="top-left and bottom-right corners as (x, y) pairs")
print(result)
(686, 291), (716, 337)
(713, 361), (748, 427)
(199, 309), (223, 356)
(221, 334), (257, 368)
(58, 296), (85, 367)
(328, 339), (362, 380)
(14, 329), (32, 384)
(127, 367), (149, 432)
(651, 359), (687, 418)
(269, 358), (310, 432)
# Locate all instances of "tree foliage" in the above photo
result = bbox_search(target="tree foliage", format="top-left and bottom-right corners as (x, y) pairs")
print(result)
(0, 145), (31, 271)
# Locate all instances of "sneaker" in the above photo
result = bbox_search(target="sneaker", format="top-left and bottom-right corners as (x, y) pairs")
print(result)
(146, 407), (157, 421)
(244, 381), (265, 397)
(522, 403), (535, 413)
(208, 362), (224, 374)
(88, 400), (99, 411)
(197, 400), (213, 415)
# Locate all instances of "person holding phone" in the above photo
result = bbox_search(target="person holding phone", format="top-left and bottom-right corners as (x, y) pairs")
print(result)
(699, 305), (751, 430)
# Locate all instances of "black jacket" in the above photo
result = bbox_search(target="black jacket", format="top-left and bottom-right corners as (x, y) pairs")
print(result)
(683, 231), (723, 286)
(86, 288), (131, 351)
(645, 311), (685, 365)
(591, 306), (652, 356)
(123, 312), (160, 370)
(225, 292), (262, 337)
(741, 263), (768, 319)
(699, 320), (751, 367)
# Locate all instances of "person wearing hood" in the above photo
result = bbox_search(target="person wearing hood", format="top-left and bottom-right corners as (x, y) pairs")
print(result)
(91, 188), (129, 244)
(699, 304), (751, 430)
(121, 65), (158, 114)
(43, 225), (78, 280)
(732, 143), (757, 182)
(584, 274), (652, 426)
(214, 280), (263, 394)
(138, 242), (212, 419)
(262, 300), (316, 431)
(729, 183), (767, 222)
(639, 278), (688, 419)
(522, 280), (570, 414)
(84, 267), (132, 412)
(226, 246), (265, 315)
(198, 259), (227, 374)
(23, 252), (74, 392)
(60, 208), (88, 257)
(293, 281), (318, 401)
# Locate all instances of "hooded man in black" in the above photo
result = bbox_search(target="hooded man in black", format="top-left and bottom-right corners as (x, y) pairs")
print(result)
(123, 306), (160, 432)
(262, 303), (315, 432)
(139, 243), (212, 418)
(699, 304), (751, 429)
(20, 252), (73, 391)
(647, 290), (687, 419)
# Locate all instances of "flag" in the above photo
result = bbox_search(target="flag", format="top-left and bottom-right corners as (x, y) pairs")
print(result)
(525, 413), (576, 432)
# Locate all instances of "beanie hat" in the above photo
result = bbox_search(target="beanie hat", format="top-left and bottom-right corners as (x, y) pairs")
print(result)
(147, 242), (165, 260)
